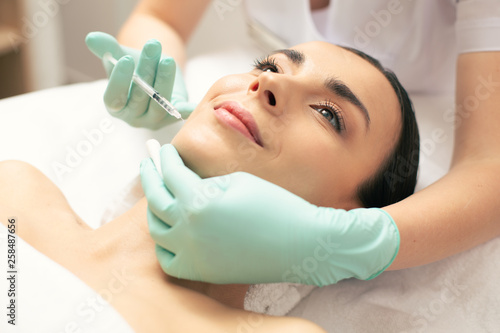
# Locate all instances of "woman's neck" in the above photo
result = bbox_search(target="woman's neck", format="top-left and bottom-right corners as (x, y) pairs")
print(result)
(93, 197), (250, 309)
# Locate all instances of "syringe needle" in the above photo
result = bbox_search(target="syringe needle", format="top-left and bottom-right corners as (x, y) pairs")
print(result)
(103, 53), (184, 121)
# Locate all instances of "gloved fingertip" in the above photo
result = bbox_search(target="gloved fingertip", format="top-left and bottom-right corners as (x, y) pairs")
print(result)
(85, 33), (100, 56)
(147, 38), (161, 45)
(144, 40), (162, 59)
(85, 31), (103, 44)
(85, 31), (125, 61)
(85, 31), (112, 55)
(160, 144), (179, 158)
(86, 31), (108, 39)
(159, 57), (175, 67)
(111, 55), (134, 76)
(104, 102), (123, 114)
(120, 54), (135, 65)
(84, 32), (94, 44)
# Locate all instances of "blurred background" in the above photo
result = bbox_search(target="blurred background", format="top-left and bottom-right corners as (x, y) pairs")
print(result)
(0, 0), (247, 99)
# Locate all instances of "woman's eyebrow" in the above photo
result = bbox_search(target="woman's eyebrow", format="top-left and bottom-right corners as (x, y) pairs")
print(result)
(271, 49), (305, 66)
(273, 48), (371, 130)
(325, 77), (371, 130)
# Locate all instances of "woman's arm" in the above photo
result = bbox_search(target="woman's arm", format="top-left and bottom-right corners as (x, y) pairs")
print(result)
(387, 51), (500, 270)
(117, 0), (212, 67)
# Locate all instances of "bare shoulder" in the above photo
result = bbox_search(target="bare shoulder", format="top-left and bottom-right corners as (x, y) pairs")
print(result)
(0, 160), (90, 247)
(0, 160), (71, 213)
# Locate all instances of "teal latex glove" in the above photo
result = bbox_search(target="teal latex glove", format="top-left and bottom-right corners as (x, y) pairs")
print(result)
(140, 144), (400, 286)
(85, 31), (196, 129)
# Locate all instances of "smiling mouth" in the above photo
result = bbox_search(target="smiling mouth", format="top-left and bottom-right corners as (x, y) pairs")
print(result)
(214, 101), (263, 147)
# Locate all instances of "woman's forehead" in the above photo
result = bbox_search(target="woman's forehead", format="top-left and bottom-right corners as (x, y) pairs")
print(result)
(293, 42), (397, 104)
(291, 41), (368, 68)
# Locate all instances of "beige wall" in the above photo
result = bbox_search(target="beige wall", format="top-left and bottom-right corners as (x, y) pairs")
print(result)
(60, 0), (137, 83)
(60, 0), (249, 83)
(17, 0), (248, 89)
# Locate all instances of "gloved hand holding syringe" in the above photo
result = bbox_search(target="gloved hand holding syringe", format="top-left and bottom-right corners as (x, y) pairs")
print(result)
(103, 53), (184, 122)
(85, 32), (196, 129)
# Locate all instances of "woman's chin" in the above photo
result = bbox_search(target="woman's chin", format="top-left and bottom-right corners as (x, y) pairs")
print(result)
(171, 141), (225, 179)
(172, 129), (248, 179)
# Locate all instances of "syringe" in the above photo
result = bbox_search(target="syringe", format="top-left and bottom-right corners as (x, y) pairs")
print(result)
(103, 53), (183, 121)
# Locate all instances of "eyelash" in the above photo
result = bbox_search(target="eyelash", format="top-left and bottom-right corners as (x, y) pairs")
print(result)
(312, 100), (346, 133)
(253, 57), (346, 133)
(253, 56), (280, 73)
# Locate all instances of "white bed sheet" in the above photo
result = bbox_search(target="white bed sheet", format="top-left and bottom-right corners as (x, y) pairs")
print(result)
(0, 224), (135, 332)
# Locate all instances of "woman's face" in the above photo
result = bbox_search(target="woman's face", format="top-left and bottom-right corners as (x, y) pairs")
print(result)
(172, 41), (401, 209)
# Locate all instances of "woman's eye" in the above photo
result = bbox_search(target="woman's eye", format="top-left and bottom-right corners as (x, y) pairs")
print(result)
(319, 108), (336, 122)
(262, 66), (277, 73)
(253, 57), (279, 73)
(313, 103), (345, 133)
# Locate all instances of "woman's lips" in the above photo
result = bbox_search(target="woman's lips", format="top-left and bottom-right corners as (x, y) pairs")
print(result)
(214, 101), (262, 146)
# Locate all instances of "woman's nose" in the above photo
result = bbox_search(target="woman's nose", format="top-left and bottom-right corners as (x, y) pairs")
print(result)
(248, 73), (282, 116)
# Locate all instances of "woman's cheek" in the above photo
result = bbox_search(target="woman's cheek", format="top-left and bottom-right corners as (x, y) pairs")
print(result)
(287, 137), (347, 206)
(204, 74), (253, 100)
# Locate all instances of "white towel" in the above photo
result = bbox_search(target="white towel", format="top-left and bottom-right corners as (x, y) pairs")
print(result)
(0, 225), (135, 333)
(289, 236), (500, 332)
(244, 283), (317, 316)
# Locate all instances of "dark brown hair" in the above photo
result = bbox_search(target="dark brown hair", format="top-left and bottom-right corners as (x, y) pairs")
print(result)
(342, 46), (420, 208)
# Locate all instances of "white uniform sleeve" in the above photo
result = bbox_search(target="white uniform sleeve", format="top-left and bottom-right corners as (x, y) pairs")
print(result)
(456, 0), (500, 53)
